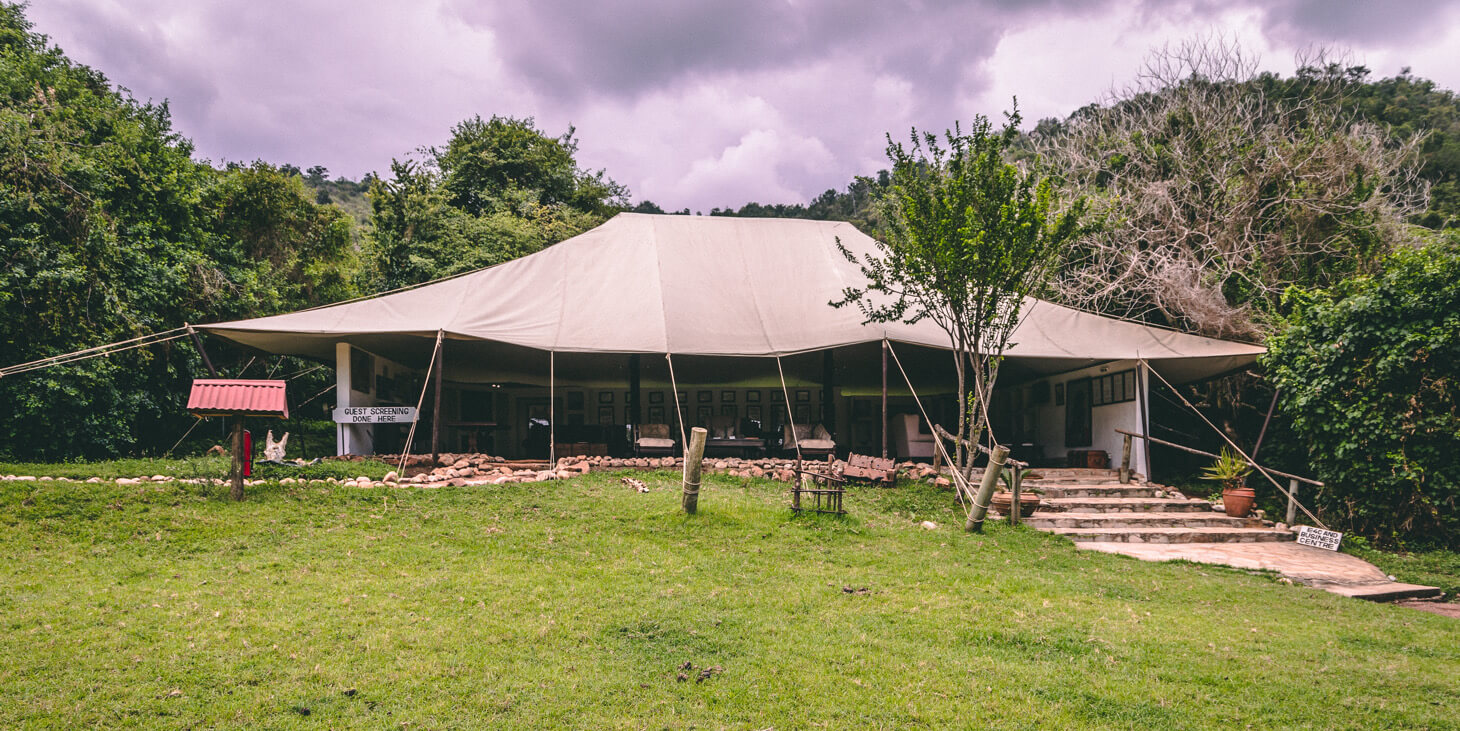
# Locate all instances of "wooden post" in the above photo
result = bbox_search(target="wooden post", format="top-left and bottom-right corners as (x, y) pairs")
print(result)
(1009, 465), (1022, 527)
(186, 324), (218, 378)
(966, 445), (1009, 533)
(682, 426), (708, 514)
(881, 340), (888, 459)
(1286, 478), (1299, 525)
(822, 349), (836, 437)
(430, 334), (444, 466)
(229, 414), (245, 501)
(628, 354), (641, 427)
(1119, 433), (1132, 484)
(1137, 362), (1153, 482)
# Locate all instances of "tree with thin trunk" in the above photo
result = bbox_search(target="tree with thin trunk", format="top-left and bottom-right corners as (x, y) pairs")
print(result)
(833, 108), (1085, 480)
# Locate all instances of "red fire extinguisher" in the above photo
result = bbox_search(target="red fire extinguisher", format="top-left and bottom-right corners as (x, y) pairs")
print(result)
(243, 429), (253, 477)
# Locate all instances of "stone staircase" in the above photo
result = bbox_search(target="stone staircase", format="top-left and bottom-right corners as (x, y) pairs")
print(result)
(1018, 468), (1295, 544)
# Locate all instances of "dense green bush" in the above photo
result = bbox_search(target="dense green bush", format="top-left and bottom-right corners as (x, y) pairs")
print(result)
(1264, 239), (1460, 547)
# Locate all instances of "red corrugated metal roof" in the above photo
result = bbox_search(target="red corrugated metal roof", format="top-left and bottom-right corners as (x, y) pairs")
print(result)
(187, 379), (289, 418)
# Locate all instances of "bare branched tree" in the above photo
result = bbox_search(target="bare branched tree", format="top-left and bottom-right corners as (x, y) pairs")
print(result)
(1037, 37), (1429, 339)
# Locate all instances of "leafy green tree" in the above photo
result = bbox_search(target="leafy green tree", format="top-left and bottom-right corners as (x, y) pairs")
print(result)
(834, 110), (1085, 480)
(1263, 237), (1460, 547)
(368, 116), (627, 290)
(0, 4), (364, 459)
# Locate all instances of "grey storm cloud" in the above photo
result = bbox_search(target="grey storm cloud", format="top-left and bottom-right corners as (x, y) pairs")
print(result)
(22, 0), (1460, 212)
(1256, 0), (1460, 45)
(447, 0), (1115, 102)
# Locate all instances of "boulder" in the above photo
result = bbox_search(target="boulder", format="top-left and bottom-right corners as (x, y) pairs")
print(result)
(383, 471), (399, 483)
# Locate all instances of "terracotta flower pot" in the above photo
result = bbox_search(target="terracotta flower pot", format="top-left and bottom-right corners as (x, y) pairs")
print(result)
(991, 490), (1042, 517)
(1222, 486), (1256, 517)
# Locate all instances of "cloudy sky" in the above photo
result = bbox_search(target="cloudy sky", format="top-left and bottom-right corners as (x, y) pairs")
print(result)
(27, 0), (1460, 212)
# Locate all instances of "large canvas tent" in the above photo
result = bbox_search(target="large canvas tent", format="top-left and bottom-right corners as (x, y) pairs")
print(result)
(200, 213), (1264, 466)
(203, 213), (1261, 376)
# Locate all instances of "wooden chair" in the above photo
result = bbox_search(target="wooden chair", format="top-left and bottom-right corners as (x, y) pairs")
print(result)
(782, 423), (836, 459)
(633, 423), (677, 457)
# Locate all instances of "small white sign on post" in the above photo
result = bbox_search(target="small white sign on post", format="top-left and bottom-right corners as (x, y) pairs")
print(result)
(1296, 525), (1343, 551)
(332, 406), (418, 424)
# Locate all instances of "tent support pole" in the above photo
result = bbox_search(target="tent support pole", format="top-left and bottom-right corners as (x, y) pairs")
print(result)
(549, 351), (556, 466)
(628, 354), (641, 427)
(185, 324), (218, 378)
(430, 333), (444, 466)
(822, 349), (835, 439)
(881, 339), (889, 459)
(1137, 360), (1152, 481)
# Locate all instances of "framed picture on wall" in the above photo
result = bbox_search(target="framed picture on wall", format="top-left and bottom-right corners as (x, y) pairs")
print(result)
(746, 405), (762, 421)
(770, 390), (785, 403)
(649, 391), (664, 404)
(624, 406), (634, 423)
(696, 406), (713, 425)
(720, 405), (737, 417)
(721, 390), (736, 402)
(697, 390), (713, 403)
(599, 391), (614, 404)
(598, 406), (615, 424)
(795, 389), (810, 403)
(746, 390), (761, 403)
(1055, 383), (1066, 406)
(794, 404), (812, 424)
(648, 406), (665, 423)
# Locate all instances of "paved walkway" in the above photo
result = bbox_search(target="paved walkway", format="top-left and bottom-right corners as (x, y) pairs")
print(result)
(1080, 541), (1444, 601)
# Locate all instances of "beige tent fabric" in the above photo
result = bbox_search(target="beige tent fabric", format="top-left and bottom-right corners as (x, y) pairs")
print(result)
(202, 213), (1263, 378)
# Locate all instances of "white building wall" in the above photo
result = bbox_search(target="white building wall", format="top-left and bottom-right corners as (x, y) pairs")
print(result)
(1029, 359), (1148, 477)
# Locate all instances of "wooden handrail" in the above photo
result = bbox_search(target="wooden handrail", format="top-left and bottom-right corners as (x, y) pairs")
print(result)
(931, 425), (1029, 469)
(1115, 428), (1323, 487)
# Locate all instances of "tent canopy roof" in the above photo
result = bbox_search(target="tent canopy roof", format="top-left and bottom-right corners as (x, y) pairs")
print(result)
(201, 213), (1262, 382)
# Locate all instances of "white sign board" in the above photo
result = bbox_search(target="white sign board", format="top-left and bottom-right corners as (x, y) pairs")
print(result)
(1296, 526), (1343, 551)
(333, 406), (418, 424)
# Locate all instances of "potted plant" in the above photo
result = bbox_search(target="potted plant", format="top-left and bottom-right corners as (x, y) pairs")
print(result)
(1201, 447), (1254, 517)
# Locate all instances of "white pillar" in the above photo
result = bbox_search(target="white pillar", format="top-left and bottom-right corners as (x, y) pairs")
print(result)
(334, 343), (374, 456)
(335, 342), (353, 456)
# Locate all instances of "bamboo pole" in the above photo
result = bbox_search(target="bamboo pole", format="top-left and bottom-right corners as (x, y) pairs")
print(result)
(966, 445), (1008, 533)
(682, 426), (708, 514)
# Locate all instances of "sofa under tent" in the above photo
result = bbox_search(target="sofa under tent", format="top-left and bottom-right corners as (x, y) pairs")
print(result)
(198, 213), (1265, 474)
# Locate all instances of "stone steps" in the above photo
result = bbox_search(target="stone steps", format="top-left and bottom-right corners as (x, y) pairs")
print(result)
(1040, 525), (1296, 543)
(1025, 512), (1264, 529)
(1011, 472), (1296, 546)
(1042, 497), (1216, 513)
(1040, 484), (1162, 499)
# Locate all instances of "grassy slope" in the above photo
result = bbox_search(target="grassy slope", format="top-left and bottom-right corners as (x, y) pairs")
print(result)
(0, 473), (1456, 729)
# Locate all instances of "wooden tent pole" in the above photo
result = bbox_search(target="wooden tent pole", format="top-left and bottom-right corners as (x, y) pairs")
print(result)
(881, 339), (889, 459)
(628, 354), (641, 427)
(430, 332), (444, 466)
(822, 349), (836, 437)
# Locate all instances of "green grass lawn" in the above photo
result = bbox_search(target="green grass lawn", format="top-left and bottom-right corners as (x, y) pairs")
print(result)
(1, 472), (1456, 728)
(0, 455), (396, 481)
